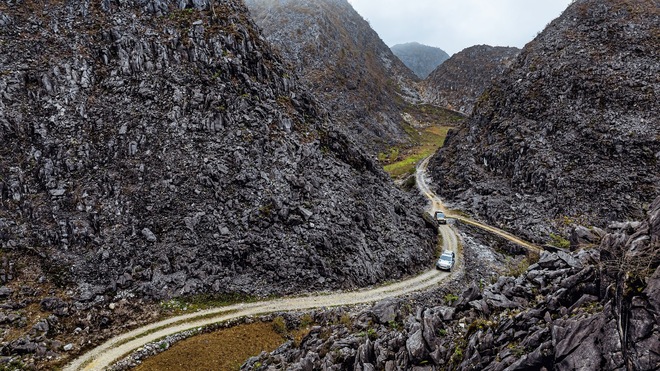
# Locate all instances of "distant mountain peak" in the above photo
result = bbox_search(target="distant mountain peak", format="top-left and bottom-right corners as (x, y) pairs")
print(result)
(391, 42), (450, 79)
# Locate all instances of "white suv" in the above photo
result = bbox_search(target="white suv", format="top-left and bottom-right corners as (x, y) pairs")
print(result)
(436, 251), (455, 271)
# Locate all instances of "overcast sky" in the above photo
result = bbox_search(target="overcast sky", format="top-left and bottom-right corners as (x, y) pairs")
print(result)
(347, 0), (573, 55)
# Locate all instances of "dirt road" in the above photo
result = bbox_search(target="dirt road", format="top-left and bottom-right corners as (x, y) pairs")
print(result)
(66, 155), (537, 370)
(416, 156), (540, 253)
(65, 166), (458, 370)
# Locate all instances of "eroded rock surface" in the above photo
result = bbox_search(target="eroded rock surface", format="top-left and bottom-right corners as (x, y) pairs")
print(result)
(422, 45), (519, 115)
(0, 0), (435, 367)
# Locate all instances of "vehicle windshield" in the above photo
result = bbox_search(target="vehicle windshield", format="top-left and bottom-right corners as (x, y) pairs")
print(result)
(440, 255), (452, 261)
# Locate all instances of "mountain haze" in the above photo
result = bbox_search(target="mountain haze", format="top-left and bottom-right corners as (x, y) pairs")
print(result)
(391, 42), (450, 79)
(245, 0), (420, 153)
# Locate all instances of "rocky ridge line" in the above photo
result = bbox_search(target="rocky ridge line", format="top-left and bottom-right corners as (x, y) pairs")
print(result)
(422, 45), (519, 115)
(391, 42), (450, 79)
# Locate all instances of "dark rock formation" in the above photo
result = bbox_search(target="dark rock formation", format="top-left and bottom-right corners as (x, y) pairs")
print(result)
(0, 0), (436, 301)
(391, 42), (450, 79)
(423, 45), (519, 114)
(429, 0), (660, 242)
(245, 0), (420, 153)
(245, 195), (660, 370)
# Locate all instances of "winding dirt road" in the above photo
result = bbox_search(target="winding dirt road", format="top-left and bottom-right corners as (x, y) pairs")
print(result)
(65, 165), (458, 370)
(416, 156), (540, 253)
(66, 155), (537, 370)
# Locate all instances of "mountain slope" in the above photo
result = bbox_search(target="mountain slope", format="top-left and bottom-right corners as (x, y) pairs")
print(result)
(245, 0), (420, 153)
(391, 42), (450, 79)
(429, 0), (660, 241)
(0, 0), (436, 311)
(423, 45), (519, 114)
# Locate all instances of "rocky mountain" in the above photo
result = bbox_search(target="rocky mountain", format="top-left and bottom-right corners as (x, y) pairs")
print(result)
(245, 195), (660, 370)
(423, 45), (519, 114)
(429, 0), (660, 242)
(391, 42), (450, 79)
(0, 0), (435, 366)
(245, 0), (420, 153)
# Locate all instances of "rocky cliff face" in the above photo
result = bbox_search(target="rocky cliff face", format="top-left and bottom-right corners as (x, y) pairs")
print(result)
(423, 45), (519, 114)
(245, 196), (660, 370)
(0, 0), (436, 307)
(429, 0), (659, 241)
(245, 0), (420, 153)
(391, 42), (450, 79)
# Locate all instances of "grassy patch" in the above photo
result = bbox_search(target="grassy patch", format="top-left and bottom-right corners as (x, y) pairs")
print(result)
(549, 233), (570, 250)
(443, 293), (459, 305)
(382, 126), (452, 179)
(379, 104), (464, 180)
(134, 321), (286, 371)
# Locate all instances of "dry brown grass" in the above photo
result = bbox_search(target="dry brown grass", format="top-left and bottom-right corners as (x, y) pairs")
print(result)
(134, 321), (308, 371)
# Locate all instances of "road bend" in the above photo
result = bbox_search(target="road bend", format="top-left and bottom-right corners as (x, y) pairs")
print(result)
(65, 173), (458, 370)
(416, 156), (541, 253)
(67, 155), (538, 370)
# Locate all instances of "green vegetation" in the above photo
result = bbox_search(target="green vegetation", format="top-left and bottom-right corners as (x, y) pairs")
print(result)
(272, 316), (287, 335)
(382, 125), (452, 178)
(466, 318), (495, 337)
(443, 293), (459, 305)
(377, 147), (400, 163)
(507, 342), (527, 358)
(505, 257), (532, 277)
(0, 359), (27, 371)
(358, 328), (378, 340)
(378, 104), (464, 179)
(387, 320), (402, 331)
(300, 313), (314, 327)
(549, 233), (571, 249)
(450, 343), (464, 366)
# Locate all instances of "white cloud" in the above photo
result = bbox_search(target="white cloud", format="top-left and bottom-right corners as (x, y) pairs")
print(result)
(347, 0), (573, 55)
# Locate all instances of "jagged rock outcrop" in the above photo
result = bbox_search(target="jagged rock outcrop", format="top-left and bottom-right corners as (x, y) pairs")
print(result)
(429, 0), (660, 242)
(0, 0), (436, 305)
(245, 196), (660, 370)
(245, 0), (420, 153)
(391, 42), (450, 79)
(422, 45), (519, 114)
